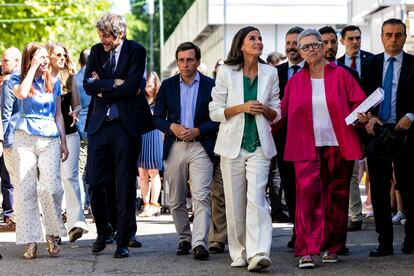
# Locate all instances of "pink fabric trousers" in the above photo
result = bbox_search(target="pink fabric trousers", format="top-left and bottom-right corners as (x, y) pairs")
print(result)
(293, 146), (354, 256)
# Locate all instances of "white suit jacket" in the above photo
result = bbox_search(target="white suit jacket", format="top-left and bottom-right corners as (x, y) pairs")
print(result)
(209, 63), (281, 159)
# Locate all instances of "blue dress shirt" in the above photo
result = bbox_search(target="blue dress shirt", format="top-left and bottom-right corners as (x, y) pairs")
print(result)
(179, 72), (200, 128)
(11, 74), (62, 137)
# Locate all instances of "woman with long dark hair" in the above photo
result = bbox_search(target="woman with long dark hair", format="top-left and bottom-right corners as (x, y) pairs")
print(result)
(209, 26), (280, 272)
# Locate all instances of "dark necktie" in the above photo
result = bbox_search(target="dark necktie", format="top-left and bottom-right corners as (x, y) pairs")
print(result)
(110, 50), (116, 74)
(379, 57), (395, 121)
(291, 65), (300, 75)
(350, 56), (357, 70)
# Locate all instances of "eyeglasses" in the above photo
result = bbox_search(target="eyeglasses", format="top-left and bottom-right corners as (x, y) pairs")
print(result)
(299, 41), (322, 52)
(53, 53), (68, 60)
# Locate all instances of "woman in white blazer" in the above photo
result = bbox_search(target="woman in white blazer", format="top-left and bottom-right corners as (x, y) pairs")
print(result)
(209, 26), (280, 272)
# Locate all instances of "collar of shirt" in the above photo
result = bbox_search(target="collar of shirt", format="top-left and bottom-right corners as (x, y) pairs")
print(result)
(111, 40), (124, 66)
(345, 50), (360, 61)
(384, 51), (403, 65)
(179, 71), (200, 86)
(288, 59), (305, 69)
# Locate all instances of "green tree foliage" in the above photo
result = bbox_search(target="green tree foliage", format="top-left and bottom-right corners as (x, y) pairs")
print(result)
(0, 0), (111, 64)
(129, 0), (196, 74)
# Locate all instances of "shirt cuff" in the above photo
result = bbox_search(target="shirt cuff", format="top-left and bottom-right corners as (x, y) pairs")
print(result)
(406, 113), (414, 122)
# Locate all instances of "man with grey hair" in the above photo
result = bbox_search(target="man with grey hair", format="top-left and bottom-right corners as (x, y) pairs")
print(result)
(0, 47), (21, 232)
(83, 13), (153, 258)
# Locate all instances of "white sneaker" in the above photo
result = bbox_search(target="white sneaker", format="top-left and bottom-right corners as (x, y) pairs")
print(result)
(392, 211), (405, 224)
(247, 253), (271, 271)
(230, 258), (247, 267)
(365, 211), (374, 218)
(401, 218), (407, 226)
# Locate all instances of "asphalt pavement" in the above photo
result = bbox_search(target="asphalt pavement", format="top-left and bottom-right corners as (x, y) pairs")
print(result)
(0, 213), (413, 275)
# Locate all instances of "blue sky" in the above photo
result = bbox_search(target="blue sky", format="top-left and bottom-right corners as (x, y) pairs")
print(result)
(111, 0), (131, 15)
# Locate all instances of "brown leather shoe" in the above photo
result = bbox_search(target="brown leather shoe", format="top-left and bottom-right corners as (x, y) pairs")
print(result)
(348, 221), (362, 231)
(0, 218), (16, 232)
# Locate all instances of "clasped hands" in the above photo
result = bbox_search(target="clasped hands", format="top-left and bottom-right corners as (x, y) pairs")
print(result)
(92, 71), (124, 98)
(170, 123), (200, 142)
(357, 112), (412, 135)
(243, 100), (267, 115)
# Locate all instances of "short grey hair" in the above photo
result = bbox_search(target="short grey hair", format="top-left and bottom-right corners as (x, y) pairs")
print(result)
(96, 13), (126, 39)
(298, 28), (322, 48)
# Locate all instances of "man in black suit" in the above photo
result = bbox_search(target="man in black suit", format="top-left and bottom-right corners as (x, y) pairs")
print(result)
(83, 13), (152, 258)
(339, 25), (373, 77)
(361, 18), (414, 257)
(272, 26), (304, 248)
(154, 42), (218, 260)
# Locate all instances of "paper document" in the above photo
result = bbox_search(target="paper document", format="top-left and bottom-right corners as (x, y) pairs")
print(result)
(345, 87), (384, 125)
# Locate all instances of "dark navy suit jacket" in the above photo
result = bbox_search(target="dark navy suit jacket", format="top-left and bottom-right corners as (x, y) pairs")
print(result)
(153, 72), (219, 161)
(83, 39), (153, 137)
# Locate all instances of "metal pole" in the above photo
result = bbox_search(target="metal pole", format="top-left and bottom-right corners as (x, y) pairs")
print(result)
(160, 0), (164, 75)
(150, 13), (154, 71)
(223, 0), (227, 57)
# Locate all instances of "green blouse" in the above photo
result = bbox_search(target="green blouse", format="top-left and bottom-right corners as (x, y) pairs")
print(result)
(241, 76), (261, 152)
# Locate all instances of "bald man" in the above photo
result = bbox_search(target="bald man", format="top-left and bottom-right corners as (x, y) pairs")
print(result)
(0, 47), (21, 231)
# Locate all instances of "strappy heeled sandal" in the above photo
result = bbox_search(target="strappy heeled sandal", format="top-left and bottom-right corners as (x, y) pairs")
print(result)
(45, 235), (60, 257)
(23, 243), (37, 260)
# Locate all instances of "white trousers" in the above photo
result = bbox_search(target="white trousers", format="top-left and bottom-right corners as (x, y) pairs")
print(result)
(164, 141), (213, 249)
(13, 130), (67, 244)
(61, 132), (88, 233)
(220, 147), (272, 262)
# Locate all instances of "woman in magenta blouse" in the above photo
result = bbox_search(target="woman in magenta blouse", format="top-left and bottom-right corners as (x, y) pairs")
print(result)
(281, 29), (366, 268)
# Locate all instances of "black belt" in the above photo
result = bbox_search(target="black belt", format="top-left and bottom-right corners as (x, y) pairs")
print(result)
(174, 137), (200, 142)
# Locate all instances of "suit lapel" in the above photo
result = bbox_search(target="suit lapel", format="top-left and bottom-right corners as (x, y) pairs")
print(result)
(234, 68), (244, 104)
(102, 50), (111, 76)
(397, 52), (409, 99)
(257, 63), (267, 102)
(195, 74), (204, 115)
(174, 75), (181, 117)
(114, 40), (128, 76)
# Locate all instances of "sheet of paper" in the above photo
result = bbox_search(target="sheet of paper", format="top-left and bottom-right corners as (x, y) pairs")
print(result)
(345, 87), (384, 126)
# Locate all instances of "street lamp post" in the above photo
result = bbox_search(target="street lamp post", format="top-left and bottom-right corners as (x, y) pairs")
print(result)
(147, 0), (154, 71)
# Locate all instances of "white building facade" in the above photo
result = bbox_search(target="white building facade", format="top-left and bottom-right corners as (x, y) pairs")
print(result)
(161, 0), (413, 77)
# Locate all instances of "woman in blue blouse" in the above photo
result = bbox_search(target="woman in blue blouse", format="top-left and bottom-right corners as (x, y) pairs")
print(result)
(11, 42), (68, 259)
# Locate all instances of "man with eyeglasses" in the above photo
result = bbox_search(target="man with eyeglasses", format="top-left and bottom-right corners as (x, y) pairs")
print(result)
(338, 25), (373, 77)
(361, 18), (414, 257)
(271, 27), (305, 249)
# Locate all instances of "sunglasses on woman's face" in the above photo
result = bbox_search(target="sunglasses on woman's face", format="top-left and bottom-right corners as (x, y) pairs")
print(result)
(54, 53), (68, 60)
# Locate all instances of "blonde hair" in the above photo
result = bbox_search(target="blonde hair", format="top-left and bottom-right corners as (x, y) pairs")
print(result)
(46, 42), (75, 95)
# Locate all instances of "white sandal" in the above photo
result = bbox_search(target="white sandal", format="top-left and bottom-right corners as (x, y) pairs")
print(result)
(299, 255), (315, 269)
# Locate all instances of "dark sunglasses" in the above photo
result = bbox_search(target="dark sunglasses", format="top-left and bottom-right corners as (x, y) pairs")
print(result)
(54, 53), (68, 59)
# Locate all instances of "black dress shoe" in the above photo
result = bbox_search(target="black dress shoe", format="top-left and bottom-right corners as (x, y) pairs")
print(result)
(114, 246), (129, 258)
(92, 234), (107, 253)
(272, 212), (292, 223)
(106, 234), (114, 244)
(128, 236), (143, 248)
(176, 241), (191, 255)
(193, 245), (209, 260)
(369, 245), (393, 257)
(208, 241), (225, 253)
(338, 245), (350, 255)
(402, 238), (414, 254)
(287, 235), (295, 249)
(348, 221), (362, 231)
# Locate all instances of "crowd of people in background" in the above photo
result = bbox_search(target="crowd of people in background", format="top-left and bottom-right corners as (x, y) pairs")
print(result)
(0, 12), (413, 272)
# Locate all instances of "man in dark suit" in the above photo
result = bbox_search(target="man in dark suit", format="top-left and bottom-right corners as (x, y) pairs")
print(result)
(83, 13), (152, 258)
(339, 25), (373, 77)
(154, 42), (218, 260)
(361, 18), (414, 257)
(338, 25), (373, 232)
(272, 26), (304, 248)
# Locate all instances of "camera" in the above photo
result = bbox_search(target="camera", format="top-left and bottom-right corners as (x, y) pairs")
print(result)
(366, 123), (400, 158)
